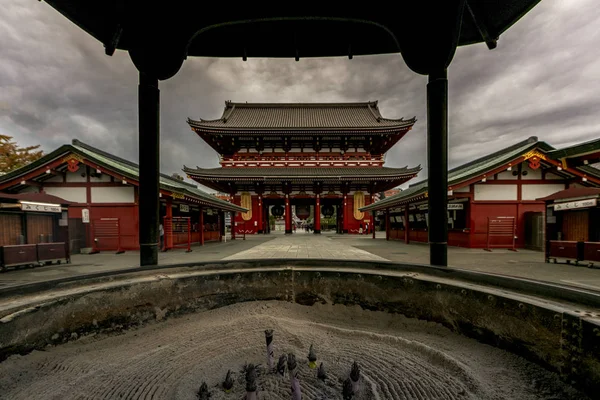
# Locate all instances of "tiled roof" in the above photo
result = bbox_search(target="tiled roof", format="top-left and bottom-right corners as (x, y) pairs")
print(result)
(361, 136), (554, 211)
(0, 192), (73, 205)
(183, 166), (421, 179)
(0, 140), (246, 213)
(536, 187), (600, 202)
(188, 101), (416, 132)
(548, 137), (600, 160)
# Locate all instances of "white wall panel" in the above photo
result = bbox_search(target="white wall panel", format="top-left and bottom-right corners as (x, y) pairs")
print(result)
(90, 173), (111, 183)
(44, 187), (87, 203)
(497, 170), (518, 180)
(91, 186), (134, 203)
(66, 170), (87, 182)
(521, 163), (542, 179)
(454, 186), (470, 193)
(521, 184), (565, 200)
(474, 184), (517, 201)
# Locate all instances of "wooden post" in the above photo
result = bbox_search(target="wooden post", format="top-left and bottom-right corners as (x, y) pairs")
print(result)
(138, 72), (160, 266)
(386, 208), (390, 240)
(314, 195), (321, 234)
(199, 207), (204, 246)
(404, 206), (410, 244)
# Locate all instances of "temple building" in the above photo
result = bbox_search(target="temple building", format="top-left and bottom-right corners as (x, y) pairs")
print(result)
(361, 136), (600, 250)
(184, 101), (421, 234)
(0, 140), (245, 253)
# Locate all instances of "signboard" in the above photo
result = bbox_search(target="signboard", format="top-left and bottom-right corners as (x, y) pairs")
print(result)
(21, 201), (61, 213)
(417, 203), (464, 211)
(82, 208), (90, 223)
(554, 198), (597, 211)
(180, 204), (190, 212)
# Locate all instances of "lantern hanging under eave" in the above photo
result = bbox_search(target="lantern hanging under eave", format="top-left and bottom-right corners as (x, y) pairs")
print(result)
(271, 205), (284, 217)
(240, 192), (252, 221)
(296, 205), (310, 220)
(322, 204), (334, 217)
(353, 191), (365, 220)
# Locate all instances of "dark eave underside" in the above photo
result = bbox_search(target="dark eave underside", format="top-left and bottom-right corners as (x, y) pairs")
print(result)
(183, 166), (421, 179)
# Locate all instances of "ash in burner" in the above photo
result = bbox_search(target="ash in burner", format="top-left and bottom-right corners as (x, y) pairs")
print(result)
(0, 301), (589, 400)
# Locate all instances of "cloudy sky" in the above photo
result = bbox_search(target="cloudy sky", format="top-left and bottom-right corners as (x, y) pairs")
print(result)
(1, 1), (599, 191)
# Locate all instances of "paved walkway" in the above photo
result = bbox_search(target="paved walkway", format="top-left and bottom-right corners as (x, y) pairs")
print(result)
(224, 231), (386, 260)
(2, 230), (600, 292)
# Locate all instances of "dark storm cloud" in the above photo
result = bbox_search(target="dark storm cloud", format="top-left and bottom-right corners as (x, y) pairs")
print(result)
(1, 0), (598, 191)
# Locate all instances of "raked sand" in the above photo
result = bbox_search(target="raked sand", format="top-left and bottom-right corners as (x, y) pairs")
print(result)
(0, 301), (588, 400)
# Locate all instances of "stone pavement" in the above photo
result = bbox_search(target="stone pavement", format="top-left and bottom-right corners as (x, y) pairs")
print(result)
(2, 230), (600, 292)
(223, 230), (386, 260)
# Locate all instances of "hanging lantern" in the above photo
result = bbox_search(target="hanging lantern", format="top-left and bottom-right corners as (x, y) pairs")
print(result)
(271, 205), (284, 217)
(296, 205), (310, 220)
(353, 191), (365, 220)
(240, 192), (253, 221)
(322, 204), (334, 217)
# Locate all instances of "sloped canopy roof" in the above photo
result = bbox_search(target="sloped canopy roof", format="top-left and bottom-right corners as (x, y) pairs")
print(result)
(0, 140), (246, 213)
(0, 192), (72, 206)
(537, 187), (600, 202)
(188, 101), (416, 132)
(42, 1), (542, 77)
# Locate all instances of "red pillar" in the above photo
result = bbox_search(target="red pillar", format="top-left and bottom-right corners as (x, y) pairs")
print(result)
(257, 195), (263, 233)
(404, 206), (410, 244)
(314, 195), (321, 234)
(231, 212), (236, 240)
(285, 195), (292, 234)
(199, 207), (204, 246)
(165, 197), (173, 250)
(386, 208), (390, 240)
(372, 211), (376, 239)
(342, 194), (348, 234)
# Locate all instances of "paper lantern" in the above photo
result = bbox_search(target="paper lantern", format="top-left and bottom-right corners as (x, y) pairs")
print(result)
(353, 191), (365, 220)
(240, 192), (253, 221)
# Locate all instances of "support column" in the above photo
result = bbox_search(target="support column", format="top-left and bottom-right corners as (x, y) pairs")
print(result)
(165, 197), (173, 250)
(314, 195), (321, 234)
(285, 195), (292, 234)
(199, 207), (204, 246)
(427, 69), (448, 266)
(257, 196), (263, 233)
(231, 211), (236, 240)
(342, 194), (348, 234)
(385, 208), (390, 240)
(372, 211), (376, 239)
(404, 206), (410, 244)
(138, 72), (160, 266)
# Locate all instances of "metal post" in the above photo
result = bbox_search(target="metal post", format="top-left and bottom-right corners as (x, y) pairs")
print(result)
(427, 69), (448, 266)
(138, 72), (160, 266)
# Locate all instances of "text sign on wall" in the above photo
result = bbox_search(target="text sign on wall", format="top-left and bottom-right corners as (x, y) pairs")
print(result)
(554, 198), (597, 211)
(20, 201), (61, 213)
(82, 208), (90, 223)
(418, 203), (464, 211)
(180, 204), (190, 212)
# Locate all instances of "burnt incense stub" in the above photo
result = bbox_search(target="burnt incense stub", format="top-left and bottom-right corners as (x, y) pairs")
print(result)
(343, 377), (354, 399)
(317, 362), (327, 381)
(308, 344), (317, 368)
(223, 369), (234, 392)
(265, 329), (274, 370)
(287, 353), (297, 372)
(350, 361), (360, 382)
(277, 354), (287, 376)
(197, 381), (211, 399)
(245, 364), (257, 392)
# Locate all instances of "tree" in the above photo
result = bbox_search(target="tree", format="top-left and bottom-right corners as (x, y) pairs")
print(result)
(0, 135), (44, 173)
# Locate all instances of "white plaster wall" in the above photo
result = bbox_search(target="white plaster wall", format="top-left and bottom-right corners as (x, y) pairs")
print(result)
(66, 170), (87, 182)
(90, 173), (111, 183)
(454, 186), (470, 193)
(497, 170), (518, 180)
(474, 184), (517, 201)
(91, 186), (134, 203)
(521, 162), (542, 179)
(521, 184), (565, 200)
(45, 187), (87, 203)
